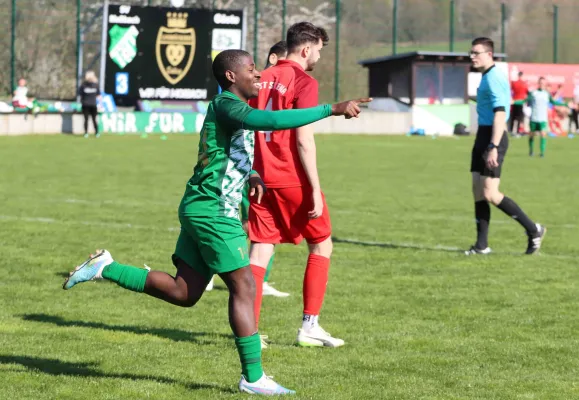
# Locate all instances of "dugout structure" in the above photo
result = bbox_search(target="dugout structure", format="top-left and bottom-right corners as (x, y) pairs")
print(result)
(359, 51), (507, 106)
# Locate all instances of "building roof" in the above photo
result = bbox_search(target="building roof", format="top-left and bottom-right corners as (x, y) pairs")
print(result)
(358, 51), (507, 66)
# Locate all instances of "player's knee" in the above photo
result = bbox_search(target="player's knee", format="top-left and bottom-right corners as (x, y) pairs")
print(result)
(249, 243), (274, 266)
(175, 288), (202, 308)
(179, 295), (199, 308)
(309, 237), (333, 258)
(229, 271), (256, 301)
(483, 190), (501, 205)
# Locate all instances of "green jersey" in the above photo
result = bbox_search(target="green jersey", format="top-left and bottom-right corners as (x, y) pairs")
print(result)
(179, 91), (332, 219)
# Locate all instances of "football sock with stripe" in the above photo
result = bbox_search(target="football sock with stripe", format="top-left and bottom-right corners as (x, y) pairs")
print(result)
(235, 333), (263, 383)
(496, 196), (538, 234)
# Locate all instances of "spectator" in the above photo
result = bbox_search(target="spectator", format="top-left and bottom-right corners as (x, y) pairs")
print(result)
(12, 78), (35, 111)
(78, 70), (101, 138)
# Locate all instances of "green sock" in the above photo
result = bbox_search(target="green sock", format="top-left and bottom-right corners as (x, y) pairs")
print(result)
(529, 136), (535, 153)
(540, 136), (546, 155)
(263, 252), (275, 283)
(102, 261), (148, 292)
(235, 333), (263, 383)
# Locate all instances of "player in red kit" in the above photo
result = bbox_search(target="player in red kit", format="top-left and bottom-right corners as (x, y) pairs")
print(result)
(509, 71), (528, 136)
(248, 22), (345, 348)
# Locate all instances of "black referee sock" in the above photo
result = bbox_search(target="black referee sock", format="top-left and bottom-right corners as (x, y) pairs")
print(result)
(475, 201), (490, 249)
(496, 196), (538, 235)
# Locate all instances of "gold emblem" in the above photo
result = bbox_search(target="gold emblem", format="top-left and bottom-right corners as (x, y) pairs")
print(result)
(156, 12), (196, 85)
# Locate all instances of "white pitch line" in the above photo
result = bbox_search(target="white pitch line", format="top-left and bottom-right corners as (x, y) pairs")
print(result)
(5, 196), (578, 230)
(331, 210), (577, 230)
(332, 237), (578, 260)
(3, 196), (176, 208)
(1, 215), (575, 260)
(61, 197), (175, 207)
(0, 215), (180, 232)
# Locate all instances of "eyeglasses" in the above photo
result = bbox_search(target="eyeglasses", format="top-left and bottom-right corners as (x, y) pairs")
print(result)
(469, 51), (488, 57)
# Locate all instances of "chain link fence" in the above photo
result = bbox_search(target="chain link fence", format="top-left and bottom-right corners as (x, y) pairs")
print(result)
(2, 0), (578, 102)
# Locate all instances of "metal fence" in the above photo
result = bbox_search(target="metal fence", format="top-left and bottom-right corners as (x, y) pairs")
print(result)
(3, 0), (579, 102)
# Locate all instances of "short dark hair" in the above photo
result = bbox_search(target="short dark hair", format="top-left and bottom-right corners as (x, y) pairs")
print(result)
(471, 37), (494, 52)
(268, 41), (287, 58)
(518, 71), (523, 77)
(212, 49), (251, 89)
(286, 22), (329, 53)
(265, 41), (288, 68)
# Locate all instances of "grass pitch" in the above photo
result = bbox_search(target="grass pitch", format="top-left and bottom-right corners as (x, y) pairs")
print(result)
(0, 133), (578, 399)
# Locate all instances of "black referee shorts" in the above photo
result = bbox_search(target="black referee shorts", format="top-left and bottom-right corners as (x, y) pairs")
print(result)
(470, 125), (509, 178)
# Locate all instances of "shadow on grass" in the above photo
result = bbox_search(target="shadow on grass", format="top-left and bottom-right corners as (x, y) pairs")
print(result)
(0, 355), (235, 393)
(332, 236), (463, 254)
(21, 313), (232, 343)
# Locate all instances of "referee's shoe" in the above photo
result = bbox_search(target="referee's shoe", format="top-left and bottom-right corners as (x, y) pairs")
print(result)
(526, 224), (547, 255)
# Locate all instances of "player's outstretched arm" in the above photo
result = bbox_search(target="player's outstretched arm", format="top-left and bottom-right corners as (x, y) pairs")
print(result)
(331, 98), (372, 119)
(242, 98), (372, 131)
(244, 105), (331, 131)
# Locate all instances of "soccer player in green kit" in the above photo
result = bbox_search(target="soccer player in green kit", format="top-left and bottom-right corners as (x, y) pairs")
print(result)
(62, 49), (370, 395)
(206, 41), (290, 300)
(527, 77), (568, 157)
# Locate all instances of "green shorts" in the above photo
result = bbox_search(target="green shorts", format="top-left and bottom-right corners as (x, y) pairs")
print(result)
(530, 121), (547, 132)
(173, 215), (249, 280)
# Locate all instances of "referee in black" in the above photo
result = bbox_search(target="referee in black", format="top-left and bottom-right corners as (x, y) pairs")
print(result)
(466, 37), (546, 255)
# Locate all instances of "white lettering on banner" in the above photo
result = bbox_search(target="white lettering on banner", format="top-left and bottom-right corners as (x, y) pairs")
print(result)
(145, 113), (158, 133)
(117, 115), (126, 132)
(101, 113), (117, 132)
(213, 13), (241, 25)
(119, 5), (131, 14)
(160, 114), (173, 133)
(144, 113), (186, 133)
(138, 87), (208, 100)
(101, 113), (188, 133)
(156, 87), (171, 99)
(103, 113), (137, 133)
(124, 113), (137, 132)
(108, 14), (141, 24)
(139, 88), (155, 98)
(172, 113), (185, 132)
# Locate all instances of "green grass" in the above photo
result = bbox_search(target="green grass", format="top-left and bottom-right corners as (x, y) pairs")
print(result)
(1, 134), (578, 399)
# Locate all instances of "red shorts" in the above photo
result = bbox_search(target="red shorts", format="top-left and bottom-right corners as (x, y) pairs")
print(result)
(248, 186), (332, 245)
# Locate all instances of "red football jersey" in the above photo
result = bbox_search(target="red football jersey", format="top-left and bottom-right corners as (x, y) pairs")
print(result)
(511, 79), (528, 101)
(249, 59), (319, 188)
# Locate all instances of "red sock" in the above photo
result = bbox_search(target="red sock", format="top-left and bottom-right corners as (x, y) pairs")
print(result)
(303, 254), (330, 315)
(250, 265), (266, 329)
